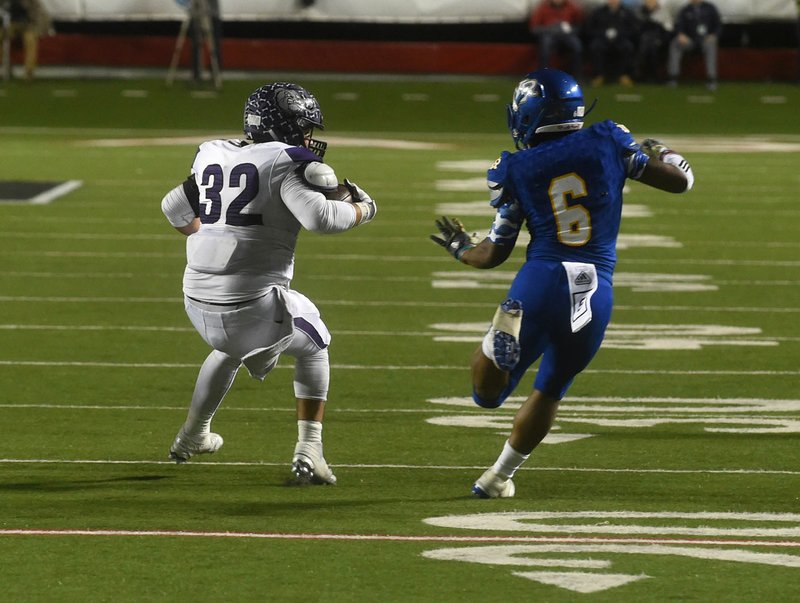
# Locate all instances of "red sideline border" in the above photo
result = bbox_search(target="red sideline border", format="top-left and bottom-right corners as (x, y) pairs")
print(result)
(20, 34), (800, 81)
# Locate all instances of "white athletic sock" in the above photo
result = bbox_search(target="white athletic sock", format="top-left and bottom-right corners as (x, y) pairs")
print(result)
(297, 420), (323, 446)
(492, 440), (530, 479)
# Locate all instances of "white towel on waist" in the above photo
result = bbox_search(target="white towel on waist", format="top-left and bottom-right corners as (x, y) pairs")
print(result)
(562, 261), (598, 333)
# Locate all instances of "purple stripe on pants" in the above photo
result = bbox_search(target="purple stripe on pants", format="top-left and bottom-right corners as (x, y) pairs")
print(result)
(293, 316), (327, 349)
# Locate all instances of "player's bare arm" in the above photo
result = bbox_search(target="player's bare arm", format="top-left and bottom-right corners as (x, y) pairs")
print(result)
(431, 216), (511, 268)
(637, 138), (695, 193)
(460, 238), (514, 269)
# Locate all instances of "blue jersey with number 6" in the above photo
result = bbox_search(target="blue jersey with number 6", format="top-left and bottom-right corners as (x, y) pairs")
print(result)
(488, 119), (648, 279)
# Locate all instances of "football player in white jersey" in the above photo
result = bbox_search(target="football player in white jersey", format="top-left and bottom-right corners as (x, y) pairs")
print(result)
(161, 82), (377, 485)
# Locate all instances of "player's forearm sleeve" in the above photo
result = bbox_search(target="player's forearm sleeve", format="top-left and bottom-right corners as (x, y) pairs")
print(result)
(161, 183), (198, 227)
(281, 171), (358, 233)
(662, 151), (695, 191)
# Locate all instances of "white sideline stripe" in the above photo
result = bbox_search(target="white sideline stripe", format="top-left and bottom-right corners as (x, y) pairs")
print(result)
(0, 324), (194, 332)
(0, 324), (438, 336)
(0, 360), (796, 375)
(5, 271), (800, 288)
(0, 403), (453, 413)
(7, 250), (800, 268)
(1, 458), (797, 476)
(2, 234), (800, 248)
(1, 231), (174, 241)
(0, 325), (798, 344)
(0, 296), (797, 314)
(0, 529), (797, 547)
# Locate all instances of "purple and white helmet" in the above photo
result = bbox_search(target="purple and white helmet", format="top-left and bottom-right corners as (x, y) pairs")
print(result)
(243, 82), (326, 155)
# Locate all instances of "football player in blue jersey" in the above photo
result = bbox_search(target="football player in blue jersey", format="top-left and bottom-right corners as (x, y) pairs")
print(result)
(431, 68), (694, 498)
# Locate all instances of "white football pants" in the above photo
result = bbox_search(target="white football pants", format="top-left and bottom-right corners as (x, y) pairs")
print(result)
(181, 288), (331, 435)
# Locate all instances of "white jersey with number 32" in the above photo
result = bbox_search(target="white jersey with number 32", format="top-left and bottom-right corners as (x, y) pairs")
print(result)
(183, 139), (357, 303)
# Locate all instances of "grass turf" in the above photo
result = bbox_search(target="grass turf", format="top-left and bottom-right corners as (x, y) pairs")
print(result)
(0, 75), (799, 601)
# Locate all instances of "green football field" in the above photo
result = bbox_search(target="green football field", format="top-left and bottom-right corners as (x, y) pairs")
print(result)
(0, 75), (799, 601)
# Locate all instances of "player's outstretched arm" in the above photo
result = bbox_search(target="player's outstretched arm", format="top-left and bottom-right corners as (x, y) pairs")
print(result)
(637, 139), (694, 193)
(460, 238), (514, 269)
(430, 216), (512, 269)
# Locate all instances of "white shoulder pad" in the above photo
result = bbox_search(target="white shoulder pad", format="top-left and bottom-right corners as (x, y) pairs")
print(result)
(302, 162), (338, 191)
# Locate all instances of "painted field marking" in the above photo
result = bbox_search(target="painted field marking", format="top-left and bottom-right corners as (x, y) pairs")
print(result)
(0, 360), (796, 376)
(422, 511), (800, 593)
(0, 528), (797, 548)
(432, 270), (716, 292)
(1, 458), (798, 476)
(0, 360), (797, 376)
(5, 248), (800, 268)
(431, 322), (779, 350)
(427, 395), (800, 436)
(5, 396), (800, 415)
(2, 271), (797, 288)
(1, 231), (174, 241)
(79, 134), (450, 151)
(0, 295), (797, 316)
(434, 199), (652, 218)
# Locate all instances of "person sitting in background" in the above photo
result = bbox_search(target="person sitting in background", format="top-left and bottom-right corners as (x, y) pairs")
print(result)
(667, 0), (722, 90)
(634, 0), (673, 83)
(585, 0), (640, 87)
(0, 0), (51, 80)
(528, 0), (585, 80)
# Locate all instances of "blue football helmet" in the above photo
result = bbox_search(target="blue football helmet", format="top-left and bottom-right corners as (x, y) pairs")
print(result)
(507, 69), (586, 150)
(243, 82), (327, 156)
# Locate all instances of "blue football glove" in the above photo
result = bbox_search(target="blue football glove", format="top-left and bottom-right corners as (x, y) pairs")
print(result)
(430, 216), (476, 260)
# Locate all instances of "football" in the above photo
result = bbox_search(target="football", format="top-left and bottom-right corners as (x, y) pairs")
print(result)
(324, 183), (355, 203)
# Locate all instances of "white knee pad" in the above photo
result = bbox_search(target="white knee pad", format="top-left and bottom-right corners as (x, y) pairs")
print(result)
(293, 345), (330, 401)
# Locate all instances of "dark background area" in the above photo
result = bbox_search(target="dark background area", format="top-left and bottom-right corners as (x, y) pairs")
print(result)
(52, 19), (799, 49)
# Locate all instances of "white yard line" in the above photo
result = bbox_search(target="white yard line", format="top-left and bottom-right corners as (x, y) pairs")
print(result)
(0, 528), (798, 548)
(0, 295), (797, 314)
(0, 360), (796, 375)
(0, 458), (797, 476)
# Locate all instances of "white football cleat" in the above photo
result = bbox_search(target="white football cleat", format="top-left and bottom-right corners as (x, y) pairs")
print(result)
(292, 442), (337, 485)
(169, 429), (223, 464)
(472, 468), (515, 499)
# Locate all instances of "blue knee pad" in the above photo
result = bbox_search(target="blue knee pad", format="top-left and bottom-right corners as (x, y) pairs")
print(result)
(472, 388), (509, 409)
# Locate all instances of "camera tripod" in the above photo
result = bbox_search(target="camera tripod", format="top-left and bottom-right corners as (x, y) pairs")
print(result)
(166, 0), (221, 89)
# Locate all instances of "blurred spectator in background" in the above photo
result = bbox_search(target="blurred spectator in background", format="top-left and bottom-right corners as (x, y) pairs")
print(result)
(0, 0), (51, 80)
(586, 0), (640, 86)
(634, 0), (673, 83)
(667, 0), (722, 90)
(528, 0), (585, 80)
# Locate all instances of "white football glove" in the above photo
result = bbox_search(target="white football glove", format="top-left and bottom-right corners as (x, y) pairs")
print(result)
(344, 179), (377, 224)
